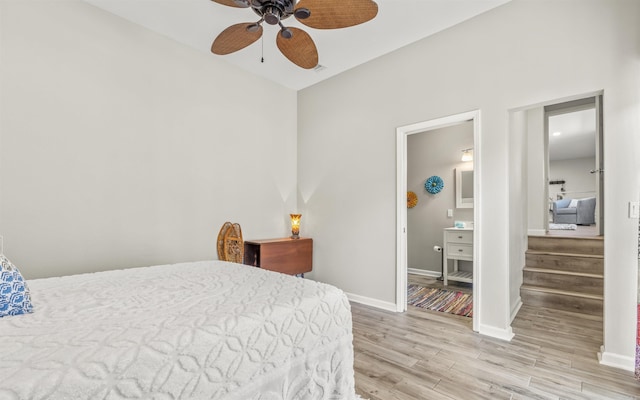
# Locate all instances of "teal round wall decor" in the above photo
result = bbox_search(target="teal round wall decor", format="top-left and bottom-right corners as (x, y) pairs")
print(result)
(425, 176), (444, 194)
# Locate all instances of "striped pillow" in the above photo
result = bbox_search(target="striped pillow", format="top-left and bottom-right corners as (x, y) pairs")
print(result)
(0, 254), (33, 317)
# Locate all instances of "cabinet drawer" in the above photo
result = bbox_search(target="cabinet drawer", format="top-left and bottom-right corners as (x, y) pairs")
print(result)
(446, 230), (473, 244)
(447, 243), (473, 259)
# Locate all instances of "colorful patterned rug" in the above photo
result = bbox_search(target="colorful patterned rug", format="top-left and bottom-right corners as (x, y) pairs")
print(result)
(407, 284), (473, 317)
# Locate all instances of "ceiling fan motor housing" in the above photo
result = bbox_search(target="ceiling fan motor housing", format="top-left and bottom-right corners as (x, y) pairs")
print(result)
(251, 0), (295, 24)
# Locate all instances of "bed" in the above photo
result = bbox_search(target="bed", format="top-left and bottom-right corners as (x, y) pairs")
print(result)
(0, 260), (356, 400)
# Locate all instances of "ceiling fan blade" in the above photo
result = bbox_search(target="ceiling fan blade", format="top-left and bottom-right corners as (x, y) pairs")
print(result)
(295, 0), (378, 29)
(211, 23), (263, 55)
(210, 0), (249, 8)
(276, 27), (318, 69)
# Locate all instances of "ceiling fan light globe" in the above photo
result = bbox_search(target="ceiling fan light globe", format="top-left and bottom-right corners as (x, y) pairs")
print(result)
(264, 14), (279, 24)
(264, 6), (281, 24)
(280, 28), (293, 39)
(293, 7), (310, 19)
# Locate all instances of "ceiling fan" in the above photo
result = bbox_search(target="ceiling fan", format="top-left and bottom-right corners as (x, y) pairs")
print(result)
(210, 0), (378, 69)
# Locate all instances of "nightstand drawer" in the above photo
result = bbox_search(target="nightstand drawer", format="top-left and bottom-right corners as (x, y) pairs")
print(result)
(244, 238), (312, 275)
(446, 230), (473, 244)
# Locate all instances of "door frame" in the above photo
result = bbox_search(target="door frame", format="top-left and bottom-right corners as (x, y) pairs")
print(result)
(396, 110), (480, 333)
(595, 95), (604, 235)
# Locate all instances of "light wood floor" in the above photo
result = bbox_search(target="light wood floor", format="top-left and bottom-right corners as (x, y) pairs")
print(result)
(352, 275), (638, 399)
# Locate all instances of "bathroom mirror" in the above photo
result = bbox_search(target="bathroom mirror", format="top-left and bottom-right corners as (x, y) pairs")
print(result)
(455, 167), (474, 208)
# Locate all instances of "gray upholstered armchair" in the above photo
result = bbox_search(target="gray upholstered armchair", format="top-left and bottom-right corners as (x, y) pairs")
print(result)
(552, 197), (596, 225)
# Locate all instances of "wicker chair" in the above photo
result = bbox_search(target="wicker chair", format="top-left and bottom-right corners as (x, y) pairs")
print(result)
(216, 222), (244, 263)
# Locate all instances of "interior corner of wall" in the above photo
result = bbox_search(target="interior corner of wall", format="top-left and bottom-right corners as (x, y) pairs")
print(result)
(510, 297), (523, 322)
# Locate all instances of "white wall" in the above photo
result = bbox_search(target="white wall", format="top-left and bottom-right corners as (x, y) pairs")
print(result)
(407, 122), (473, 274)
(526, 108), (547, 233)
(508, 110), (527, 320)
(0, 0), (297, 279)
(298, 0), (639, 365)
(549, 157), (597, 200)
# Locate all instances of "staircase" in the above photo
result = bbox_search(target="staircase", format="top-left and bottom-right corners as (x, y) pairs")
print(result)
(521, 235), (603, 316)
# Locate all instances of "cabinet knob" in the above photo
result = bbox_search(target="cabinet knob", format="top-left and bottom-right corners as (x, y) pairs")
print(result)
(458, 249), (463, 252)
(458, 236), (463, 239)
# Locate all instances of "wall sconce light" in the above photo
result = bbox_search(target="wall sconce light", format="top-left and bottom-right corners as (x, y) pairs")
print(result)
(461, 148), (473, 162)
(290, 214), (302, 239)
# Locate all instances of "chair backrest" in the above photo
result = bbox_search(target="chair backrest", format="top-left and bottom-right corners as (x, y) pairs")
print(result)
(578, 197), (596, 206)
(555, 198), (572, 209)
(216, 222), (244, 263)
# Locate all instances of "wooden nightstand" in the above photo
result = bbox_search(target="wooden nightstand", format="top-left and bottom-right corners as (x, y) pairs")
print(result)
(243, 237), (312, 276)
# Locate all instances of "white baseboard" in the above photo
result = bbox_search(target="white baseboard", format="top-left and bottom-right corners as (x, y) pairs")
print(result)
(527, 229), (546, 236)
(510, 297), (523, 322)
(346, 292), (398, 313)
(479, 323), (515, 341)
(598, 346), (635, 372)
(408, 268), (441, 278)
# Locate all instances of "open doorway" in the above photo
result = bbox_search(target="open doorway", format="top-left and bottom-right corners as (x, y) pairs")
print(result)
(396, 110), (479, 332)
(546, 96), (603, 237)
(406, 122), (474, 318)
(517, 92), (605, 354)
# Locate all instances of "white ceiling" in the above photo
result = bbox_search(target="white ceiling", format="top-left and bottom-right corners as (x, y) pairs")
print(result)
(83, 0), (511, 90)
(548, 108), (596, 161)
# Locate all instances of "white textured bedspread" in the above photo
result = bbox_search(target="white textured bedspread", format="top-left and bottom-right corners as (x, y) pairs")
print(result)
(0, 261), (356, 400)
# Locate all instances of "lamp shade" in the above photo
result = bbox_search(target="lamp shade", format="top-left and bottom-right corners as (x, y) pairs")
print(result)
(290, 214), (302, 239)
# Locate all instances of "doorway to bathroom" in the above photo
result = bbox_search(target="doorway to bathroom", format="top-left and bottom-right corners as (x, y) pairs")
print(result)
(396, 110), (479, 332)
